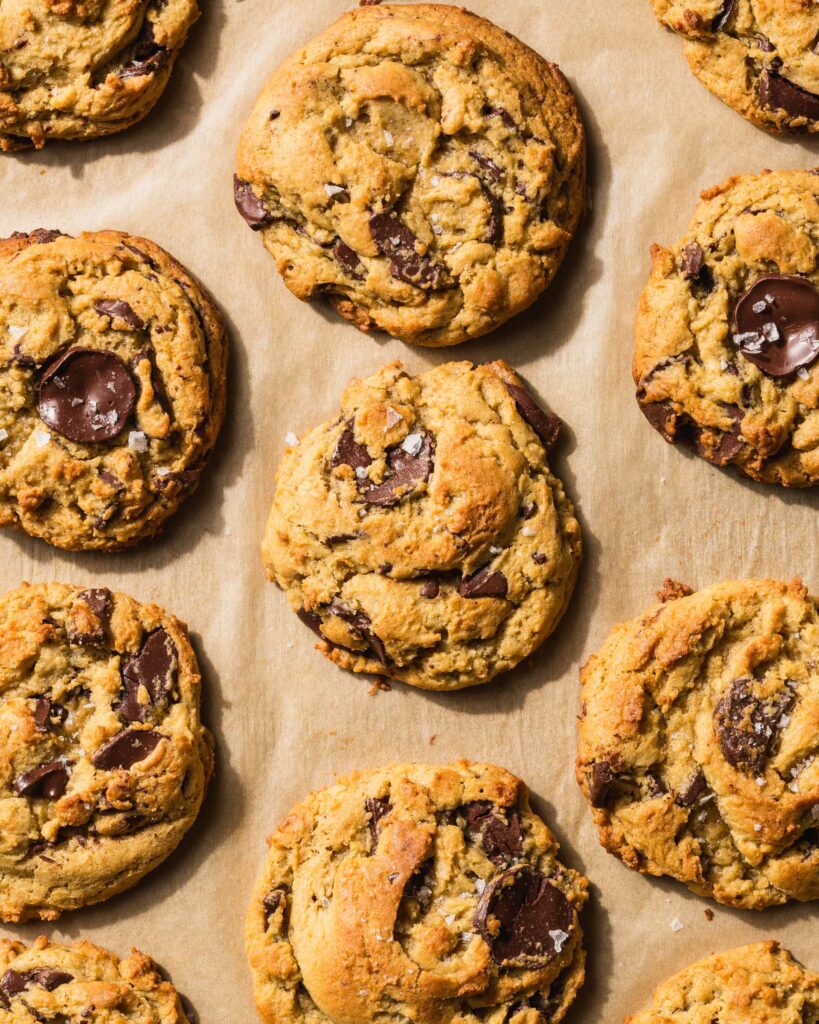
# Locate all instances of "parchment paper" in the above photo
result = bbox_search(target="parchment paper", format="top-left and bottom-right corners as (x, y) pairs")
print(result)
(1, 1), (818, 1020)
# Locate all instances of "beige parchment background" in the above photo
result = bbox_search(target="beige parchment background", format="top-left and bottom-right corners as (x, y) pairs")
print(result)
(1, 1), (818, 1020)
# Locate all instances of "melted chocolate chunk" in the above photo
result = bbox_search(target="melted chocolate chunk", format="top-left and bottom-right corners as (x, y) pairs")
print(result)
(459, 566), (508, 599)
(474, 865), (574, 967)
(587, 761), (614, 808)
(13, 760), (69, 799)
(363, 432), (434, 506)
(419, 579), (439, 599)
(501, 379), (562, 451)
(712, 0), (736, 30)
(331, 420), (371, 473)
(0, 969), (73, 1007)
(328, 601), (388, 664)
(233, 176), (275, 230)
(39, 348), (137, 443)
(760, 71), (819, 122)
(679, 242), (704, 279)
(469, 150), (503, 183)
(67, 588), (112, 646)
(369, 210), (446, 289)
(714, 678), (795, 775)
(733, 274), (819, 377)
(676, 768), (708, 808)
(464, 801), (523, 864)
(296, 608), (323, 636)
(640, 400), (744, 468)
(94, 299), (145, 330)
(332, 240), (365, 279)
(365, 796), (391, 848)
(92, 728), (162, 770)
(118, 629), (178, 723)
(33, 696), (66, 732)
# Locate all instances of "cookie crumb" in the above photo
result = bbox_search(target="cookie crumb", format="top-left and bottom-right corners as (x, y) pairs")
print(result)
(368, 677), (391, 696)
(656, 578), (693, 603)
(429, 734), (437, 746)
(704, 908), (714, 921)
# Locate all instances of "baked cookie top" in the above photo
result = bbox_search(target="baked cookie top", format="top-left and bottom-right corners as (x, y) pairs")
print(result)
(0, 581), (213, 922)
(650, 0), (819, 134)
(235, 3), (585, 347)
(0, 229), (227, 550)
(246, 761), (588, 1024)
(0, 936), (191, 1024)
(625, 941), (819, 1024)
(577, 578), (819, 910)
(262, 359), (581, 691)
(634, 170), (819, 487)
(0, 0), (198, 150)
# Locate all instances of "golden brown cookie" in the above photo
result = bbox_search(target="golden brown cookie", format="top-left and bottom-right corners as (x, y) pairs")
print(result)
(577, 578), (819, 910)
(246, 761), (588, 1024)
(0, 581), (213, 922)
(235, 3), (585, 346)
(0, 229), (227, 550)
(262, 360), (581, 691)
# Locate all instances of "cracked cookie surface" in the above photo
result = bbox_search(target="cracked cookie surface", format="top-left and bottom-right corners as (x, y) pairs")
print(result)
(246, 761), (588, 1024)
(577, 578), (819, 910)
(0, 581), (213, 922)
(650, 0), (819, 134)
(235, 3), (585, 347)
(634, 170), (819, 487)
(0, 935), (191, 1023)
(0, 229), (227, 549)
(262, 360), (581, 692)
(0, 0), (198, 150)
(625, 941), (819, 1024)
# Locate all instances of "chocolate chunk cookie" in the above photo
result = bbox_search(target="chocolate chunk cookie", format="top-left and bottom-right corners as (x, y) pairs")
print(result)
(635, 170), (819, 487)
(577, 578), (819, 910)
(0, 0), (198, 149)
(0, 581), (213, 922)
(246, 761), (588, 1024)
(235, 4), (585, 346)
(650, 1), (819, 134)
(262, 360), (581, 691)
(0, 230), (227, 549)
(626, 941), (819, 1024)
(0, 935), (192, 1023)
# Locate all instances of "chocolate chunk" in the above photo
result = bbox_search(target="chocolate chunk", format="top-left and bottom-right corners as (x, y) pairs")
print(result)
(9, 229), (65, 246)
(712, 0), (736, 30)
(263, 886), (289, 925)
(33, 696), (67, 732)
(328, 601), (387, 664)
(760, 71), (819, 122)
(233, 176), (275, 230)
(679, 242), (704, 278)
(39, 348), (137, 444)
(297, 608), (323, 636)
(332, 240), (365, 279)
(521, 502), (537, 520)
(676, 768), (708, 807)
(0, 969), (73, 1007)
(419, 579), (439, 598)
(646, 771), (667, 798)
(405, 861), (434, 909)
(365, 796), (391, 847)
(325, 184), (350, 204)
(704, 409), (744, 466)
(469, 150), (502, 183)
(67, 588), (112, 646)
(269, 110), (280, 120)
(94, 299), (145, 331)
(331, 419), (372, 473)
(587, 761), (613, 808)
(479, 179), (504, 246)
(474, 865), (574, 967)
(459, 566), (508, 599)
(484, 106), (517, 131)
(363, 432), (434, 506)
(369, 210), (446, 290)
(325, 534), (359, 546)
(501, 379), (562, 450)
(532, 552), (546, 565)
(733, 274), (819, 377)
(99, 469), (125, 492)
(92, 728), (162, 770)
(119, 39), (169, 79)
(118, 629), (178, 723)
(464, 801), (523, 864)
(714, 678), (795, 775)
(13, 760), (69, 799)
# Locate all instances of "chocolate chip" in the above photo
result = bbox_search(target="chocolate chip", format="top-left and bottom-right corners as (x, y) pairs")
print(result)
(92, 728), (162, 770)
(233, 175), (275, 230)
(325, 534), (359, 546)
(0, 969), (73, 1007)
(459, 566), (508, 599)
(363, 432), (434, 506)
(332, 240), (365, 279)
(679, 242), (704, 278)
(676, 769), (708, 807)
(733, 274), (819, 377)
(297, 608), (323, 636)
(501, 379), (562, 451)
(328, 601), (388, 664)
(365, 796), (391, 848)
(760, 71), (819, 122)
(712, 0), (736, 30)
(94, 299), (144, 330)
(419, 579), (439, 598)
(464, 801), (523, 864)
(39, 348), (137, 444)
(532, 552), (546, 565)
(13, 760), (70, 799)
(118, 629), (177, 723)
(714, 678), (795, 775)
(331, 419), (371, 472)
(474, 865), (574, 967)
(33, 696), (67, 732)
(269, 110), (281, 120)
(587, 761), (614, 808)
(67, 588), (112, 646)
(469, 150), (503, 183)
(369, 210), (446, 289)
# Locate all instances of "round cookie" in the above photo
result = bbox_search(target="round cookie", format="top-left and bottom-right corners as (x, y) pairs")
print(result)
(246, 761), (589, 1024)
(0, 581), (213, 922)
(0, 935), (192, 1023)
(0, 0), (198, 150)
(576, 577), (819, 910)
(650, 1), (819, 134)
(235, 3), (585, 347)
(634, 169), (819, 487)
(0, 229), (227, 550)
(262, 359), (581, 692)
(625, 941), (819, 1024)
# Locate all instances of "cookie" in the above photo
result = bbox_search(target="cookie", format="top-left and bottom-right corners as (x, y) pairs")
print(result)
(0, 229), (227, 550)
(625, 941), (819, 1024)
(0, 581), (213, 922)
(0, 0), (198, 150)
(576, 577), (819, 910)
(650, 1), (819, 134)
(246, 761), (588, 1024)
(235, 3), (585, 347)
(634, 169), (819, 487)
(262, 360), (581, 691)
(0, 935), (191, 1023)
